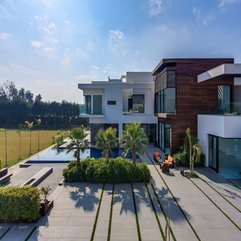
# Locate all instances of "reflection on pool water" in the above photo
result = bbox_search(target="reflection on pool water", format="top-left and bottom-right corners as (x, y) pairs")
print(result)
(27, 147), (132, 163)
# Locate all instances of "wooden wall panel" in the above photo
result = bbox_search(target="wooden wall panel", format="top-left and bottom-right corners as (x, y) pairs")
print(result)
(155, 58), (234, 153)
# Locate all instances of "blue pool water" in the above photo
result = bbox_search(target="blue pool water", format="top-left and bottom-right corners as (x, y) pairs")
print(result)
(27, 147), (133, 163)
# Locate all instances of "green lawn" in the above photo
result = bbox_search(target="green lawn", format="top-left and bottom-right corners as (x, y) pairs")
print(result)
(0, 130), (59, 168)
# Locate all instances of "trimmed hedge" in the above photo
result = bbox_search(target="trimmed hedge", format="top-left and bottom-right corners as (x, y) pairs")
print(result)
(0, 186), (41, 223)
(63, 158), (151, 183)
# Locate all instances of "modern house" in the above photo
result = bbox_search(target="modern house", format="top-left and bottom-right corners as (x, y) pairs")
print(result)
(78, 72), (157, 143)
(153, 58), (241, 178)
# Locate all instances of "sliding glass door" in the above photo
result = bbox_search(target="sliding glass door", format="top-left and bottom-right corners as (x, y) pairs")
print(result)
(209, 135), (218, 171)
(158, 122), (171, 154)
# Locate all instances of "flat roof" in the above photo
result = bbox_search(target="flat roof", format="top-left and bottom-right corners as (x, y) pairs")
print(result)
(197, 64), (241, 83)
(152, 58), (234, 75)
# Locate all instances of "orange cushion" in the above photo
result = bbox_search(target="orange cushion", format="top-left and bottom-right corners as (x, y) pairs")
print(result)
(168, 155), (173, 162)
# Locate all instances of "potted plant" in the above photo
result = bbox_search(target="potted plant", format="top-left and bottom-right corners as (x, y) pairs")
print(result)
(40, 186), (52, 216)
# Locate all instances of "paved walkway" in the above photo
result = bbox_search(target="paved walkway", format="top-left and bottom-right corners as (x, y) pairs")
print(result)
(110, 184), (138, 241)
(93, 184), (112, 241)
(2, 144), (241, 241)
(144, 144), (241, 241)
(133, 183), (163, 241)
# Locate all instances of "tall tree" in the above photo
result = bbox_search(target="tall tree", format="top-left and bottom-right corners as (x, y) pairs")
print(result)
(17, 130), (22, 160)
(0, 128), (8, 166)
(121, 123), (148, 164)
(37, 118), (41, 151)
(18, 88), (25, 101)
(185, 128), (202, 176)
(67, 126), (89, 166)
(95, 127), (118, 164)
(35, 94), (42, 102)
(25, 121), (34, 156)
(25, 90), (34, 103)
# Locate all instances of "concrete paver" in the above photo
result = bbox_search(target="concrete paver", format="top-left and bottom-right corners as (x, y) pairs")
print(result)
(133, 183), (163, 241)
(111, 184), (138, 241)
(28, 183), (102, 241)
(94, 184), (113, 240)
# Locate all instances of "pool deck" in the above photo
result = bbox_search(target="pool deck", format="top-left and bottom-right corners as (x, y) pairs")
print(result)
(1, 144), (241, 240)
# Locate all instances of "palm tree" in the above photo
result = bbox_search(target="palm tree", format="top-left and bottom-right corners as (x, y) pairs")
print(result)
(121, 123), (148, 165)
(16, 130), (22, 160)
(186, 128), (202, 176)
(67, 126), (89, 166)
(37, 118), (41, 151)
(95, 127), (118, 164)
(0, 128), (7, 166)
(25, 121), (34, 156)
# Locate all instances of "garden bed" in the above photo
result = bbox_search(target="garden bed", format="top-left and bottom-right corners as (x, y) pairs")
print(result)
(63, 158), (151, 183)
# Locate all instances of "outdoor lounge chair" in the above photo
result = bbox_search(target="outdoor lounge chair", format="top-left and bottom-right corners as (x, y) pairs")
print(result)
(160, 161), (169, 173)
(153, 152), (162, 163)
(165, 155), (175, 168)
(160, 155), (175, 173)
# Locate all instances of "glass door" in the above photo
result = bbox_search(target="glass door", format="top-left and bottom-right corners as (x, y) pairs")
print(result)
(209, 135), (218, 171)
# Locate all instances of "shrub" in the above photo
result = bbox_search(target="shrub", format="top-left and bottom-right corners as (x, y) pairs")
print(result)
(0, 186), (41, 223)
(63, 158), (151, 183)
(174, 150), (205, 167)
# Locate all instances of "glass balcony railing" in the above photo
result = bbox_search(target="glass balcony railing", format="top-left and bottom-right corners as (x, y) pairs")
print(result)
(198, 102), (241, 115)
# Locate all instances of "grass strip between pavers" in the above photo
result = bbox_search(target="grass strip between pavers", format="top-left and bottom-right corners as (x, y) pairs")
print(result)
(0, 227), (11, 240)
(199, 177), (241, 213)
(131, 183), (142, 241)
(145, 150), (201, 241)
(107, 184), (114, 241)
(189, 178), (241, 231)
(90, 183), (105, 241)
(150, 183), (177, 241)
(24, 226), (37, 241)
(145, 183), (166, 240)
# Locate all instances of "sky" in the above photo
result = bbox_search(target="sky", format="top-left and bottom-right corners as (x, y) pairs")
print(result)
(0, 0), (241, 103)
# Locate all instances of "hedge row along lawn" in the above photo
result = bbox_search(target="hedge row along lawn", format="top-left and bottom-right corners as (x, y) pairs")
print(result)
(0, 130), (59, 167)
(0, 186), (41, 223)
(63, 158), (151, 183)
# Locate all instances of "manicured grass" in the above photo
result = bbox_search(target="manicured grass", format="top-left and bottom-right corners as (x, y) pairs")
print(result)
(0, 130), (59, 168)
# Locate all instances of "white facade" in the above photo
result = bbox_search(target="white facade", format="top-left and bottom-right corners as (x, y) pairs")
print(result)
(197, 65), (241, 169)
(78, 72), (157, 138)
(198, 114), (241, 166)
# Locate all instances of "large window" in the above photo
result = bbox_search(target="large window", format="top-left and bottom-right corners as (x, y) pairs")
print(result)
(159, 122), (171, 154)
(85, 95), (91, 114)
(128, 94), (145, 113)
(155, 88), (176, 114)
(93, 95), (102, 114)
(208, 135), (241, 179)
(217, 85), (231, 114)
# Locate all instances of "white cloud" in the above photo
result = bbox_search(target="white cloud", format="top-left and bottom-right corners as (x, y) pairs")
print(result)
(62, 40), (95, 66)
(90, 64), (100, 70)
(30, 40), (55, 54)
(218, 0), (240, 8)
(0, 32), (11, 40)
(108, 29), (128, 56)
(193, 7), (215, 26)
(30, 40), (43, 49)
(148, 0), (170, 17)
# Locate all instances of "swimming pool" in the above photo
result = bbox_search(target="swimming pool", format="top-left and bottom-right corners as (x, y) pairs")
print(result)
(26, 147), (134, 163)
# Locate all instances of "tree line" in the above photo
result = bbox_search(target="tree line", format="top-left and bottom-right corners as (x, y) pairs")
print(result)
(0, 81), (87, 128)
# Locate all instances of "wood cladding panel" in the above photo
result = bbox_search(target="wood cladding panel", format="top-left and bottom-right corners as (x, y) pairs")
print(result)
(156, 58), (234, 153)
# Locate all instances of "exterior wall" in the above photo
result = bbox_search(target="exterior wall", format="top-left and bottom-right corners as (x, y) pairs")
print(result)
(154, 58), (234, 153)
(126, 72), (153, 83)
(79, 72), (157, 142)
(198, 114), (241, 166)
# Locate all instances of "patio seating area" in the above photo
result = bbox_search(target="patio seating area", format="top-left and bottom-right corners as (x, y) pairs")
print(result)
(0, 145), (241, 240)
